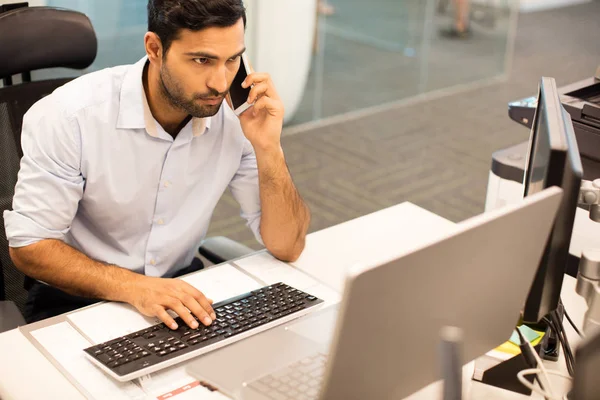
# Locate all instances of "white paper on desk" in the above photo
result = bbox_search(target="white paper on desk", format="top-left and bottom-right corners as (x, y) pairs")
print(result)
(180, 263), (262, 303)
(234, 252), (320, 290)
(68, 302), (157, 345)
(139, 365), (231, 400)
(30, 322), (147, 400)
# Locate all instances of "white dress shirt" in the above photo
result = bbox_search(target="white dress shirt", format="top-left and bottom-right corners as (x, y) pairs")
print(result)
(3, 57), (262, 278)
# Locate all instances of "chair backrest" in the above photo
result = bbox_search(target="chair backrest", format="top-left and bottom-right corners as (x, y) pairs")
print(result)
(0, 6), (97, 81)
(0, 5), (97, 311)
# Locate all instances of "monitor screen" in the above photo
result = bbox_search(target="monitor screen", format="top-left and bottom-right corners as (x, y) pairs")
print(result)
(521, 77), (583, 323)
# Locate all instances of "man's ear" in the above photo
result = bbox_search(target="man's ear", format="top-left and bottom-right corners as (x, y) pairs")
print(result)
(144, 32), (163, 62)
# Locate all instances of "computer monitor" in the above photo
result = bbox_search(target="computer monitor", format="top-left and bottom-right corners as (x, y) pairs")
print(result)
(522, 77), (584, 323)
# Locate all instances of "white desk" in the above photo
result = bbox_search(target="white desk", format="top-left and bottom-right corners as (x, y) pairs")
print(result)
(0, 202), (587, 399)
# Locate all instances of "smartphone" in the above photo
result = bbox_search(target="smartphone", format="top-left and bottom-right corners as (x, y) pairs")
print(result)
(228, 53), (253, 116)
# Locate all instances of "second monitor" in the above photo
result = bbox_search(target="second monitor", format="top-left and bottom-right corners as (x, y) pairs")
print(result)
(521, 76), (584, 324)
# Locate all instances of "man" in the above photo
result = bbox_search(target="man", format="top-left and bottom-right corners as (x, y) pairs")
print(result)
(3, 0), (310, 331)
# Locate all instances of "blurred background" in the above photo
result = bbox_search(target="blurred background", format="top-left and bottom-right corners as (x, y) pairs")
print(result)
(5, 0), (600, 249)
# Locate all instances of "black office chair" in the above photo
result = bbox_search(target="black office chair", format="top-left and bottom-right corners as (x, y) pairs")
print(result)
(0, 5), (97, 331)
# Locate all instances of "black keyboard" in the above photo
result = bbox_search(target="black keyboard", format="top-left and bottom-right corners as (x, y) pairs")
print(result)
(84, 282), (324, 381)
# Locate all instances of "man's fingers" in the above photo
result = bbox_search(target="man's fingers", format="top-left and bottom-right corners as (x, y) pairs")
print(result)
(154, 306), (178, 330)
(166, 299), (200, 329)
(242, 73), (280, 100)
(251, 96), (282, 117)
(242, 72), (269, 87)
(180, 293), (213, 327)
(247, 82), (268, 104)
(184, 285), (217, 325)
(182, 284), (216, 320)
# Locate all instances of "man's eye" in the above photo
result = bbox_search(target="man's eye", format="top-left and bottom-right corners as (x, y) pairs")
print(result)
(194, 58), (209, 65)
(227, 56), (240, 63)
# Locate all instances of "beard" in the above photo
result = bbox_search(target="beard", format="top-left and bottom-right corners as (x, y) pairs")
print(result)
(159, 63), (226, 118)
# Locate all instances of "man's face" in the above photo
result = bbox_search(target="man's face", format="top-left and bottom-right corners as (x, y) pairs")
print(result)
(158, 18), (245, 118)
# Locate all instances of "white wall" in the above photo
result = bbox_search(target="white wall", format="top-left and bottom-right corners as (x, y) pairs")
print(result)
(519, 0), (591, 12)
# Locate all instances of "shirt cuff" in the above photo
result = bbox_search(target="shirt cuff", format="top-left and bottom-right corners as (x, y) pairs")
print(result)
(3, 209), (68, 247)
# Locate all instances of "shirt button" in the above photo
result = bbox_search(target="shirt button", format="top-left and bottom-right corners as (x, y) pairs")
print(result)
(157, 218), (164, 225)
(164, 181), (171, 188)
(150, 259), (156, 265)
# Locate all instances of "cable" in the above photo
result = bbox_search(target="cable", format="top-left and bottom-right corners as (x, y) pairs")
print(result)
(516, 327), (546, 394)
(543, 315), (574, 376)
(553, 310), (576, 375)
(517, 369), (571, 400)
(517, 326), (558, 399)
(563, 305), (584, 338)
(544, 312), (576, 377)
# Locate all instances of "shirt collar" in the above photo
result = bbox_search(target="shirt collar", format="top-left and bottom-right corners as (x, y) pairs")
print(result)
(116, 56), (211, 138)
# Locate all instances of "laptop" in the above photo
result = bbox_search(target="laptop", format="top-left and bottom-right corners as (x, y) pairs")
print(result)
(187, 187), (563, 400)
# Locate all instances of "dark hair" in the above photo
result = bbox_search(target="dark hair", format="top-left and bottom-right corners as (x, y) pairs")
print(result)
(148, 0), (246, 55)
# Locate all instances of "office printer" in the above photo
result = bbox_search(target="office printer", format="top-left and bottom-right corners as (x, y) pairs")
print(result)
(486, 67), (600, 276)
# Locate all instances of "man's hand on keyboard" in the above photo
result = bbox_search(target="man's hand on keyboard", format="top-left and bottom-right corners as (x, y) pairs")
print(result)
(126, 276), (216, 330)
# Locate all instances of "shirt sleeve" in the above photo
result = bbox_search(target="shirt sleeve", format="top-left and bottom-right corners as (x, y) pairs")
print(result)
(228, 138), (263, 245)
(3, 97), (84, 248)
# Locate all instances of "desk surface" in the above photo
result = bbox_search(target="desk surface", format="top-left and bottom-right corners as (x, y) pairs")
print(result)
(0, 202), (587, 400)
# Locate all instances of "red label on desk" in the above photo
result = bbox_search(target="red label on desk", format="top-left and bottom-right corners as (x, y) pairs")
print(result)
(157, 380), (200, 399)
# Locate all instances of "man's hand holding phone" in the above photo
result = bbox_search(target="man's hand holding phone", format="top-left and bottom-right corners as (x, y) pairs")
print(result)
(228, 54), (284, 153)
(238, 71), (284, 152)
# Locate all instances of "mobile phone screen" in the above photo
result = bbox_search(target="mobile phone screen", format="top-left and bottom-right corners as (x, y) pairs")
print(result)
(229, 61), (251, 110)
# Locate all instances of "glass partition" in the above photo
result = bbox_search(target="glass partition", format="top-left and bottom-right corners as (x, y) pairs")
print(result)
(27, 0), (517, 125)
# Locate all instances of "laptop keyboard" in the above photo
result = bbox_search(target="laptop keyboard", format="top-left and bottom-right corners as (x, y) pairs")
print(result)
(248, 353), (327, 400)
(84, 283), (323, 380)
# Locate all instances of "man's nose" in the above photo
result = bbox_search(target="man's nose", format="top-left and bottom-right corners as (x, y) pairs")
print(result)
(206, 66), (228, 95)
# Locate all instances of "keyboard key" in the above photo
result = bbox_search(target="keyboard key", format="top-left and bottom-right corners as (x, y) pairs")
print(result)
(98, 354), (113, 364)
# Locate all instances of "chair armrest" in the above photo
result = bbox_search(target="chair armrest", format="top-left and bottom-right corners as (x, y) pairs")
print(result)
(0, 301), (26, 333)
(198, 236), (255, 264)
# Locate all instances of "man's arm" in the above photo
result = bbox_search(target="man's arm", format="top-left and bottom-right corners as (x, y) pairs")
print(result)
(9, 240), (216, 329)
(237, 72), (310, 262)
(5, 97), (214, 330)
(10, 239), (137, 301)
(255, 146), (310, 261)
